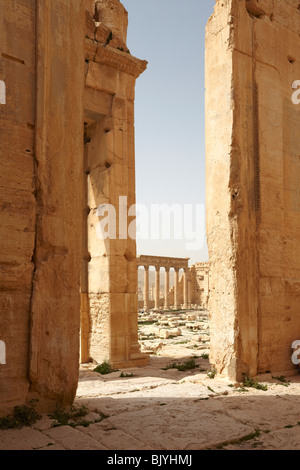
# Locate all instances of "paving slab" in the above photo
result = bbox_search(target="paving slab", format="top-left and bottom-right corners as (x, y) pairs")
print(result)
(102, 399), (254, 450)
(79, 424), (155, 450)
(42, 425), (108, 450)
(0, 427), (54, 450)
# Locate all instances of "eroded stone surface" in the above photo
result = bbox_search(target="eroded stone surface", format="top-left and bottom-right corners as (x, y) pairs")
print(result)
(206, 0), (300, 381)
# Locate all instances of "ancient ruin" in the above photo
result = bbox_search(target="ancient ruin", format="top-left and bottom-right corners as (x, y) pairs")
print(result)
(137, 255), (190, 311)
(0, 0), (148, 414)
(137, 256), (209, 311)
(81, 0), (148, 370)
(206, 0), (300, 380)
(1, 0), (300, 422)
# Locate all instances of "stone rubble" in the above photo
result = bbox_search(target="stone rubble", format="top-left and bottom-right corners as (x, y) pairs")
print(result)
(137, 309), (210, 355)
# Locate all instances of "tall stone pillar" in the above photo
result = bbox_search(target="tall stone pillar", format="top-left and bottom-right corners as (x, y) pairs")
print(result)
(29, 0), (86, 409)
(80, 129), (91, 364)
(84, 0), (149, 369)
(164, 268), (170, 310)
(144, 266), (149, 312)
(206, 0), (300, 379)
(188, 276), (192, 309)
(155, 267), (160, 310)
(174, 268), (179, 310)
(183, 269), (189, 310)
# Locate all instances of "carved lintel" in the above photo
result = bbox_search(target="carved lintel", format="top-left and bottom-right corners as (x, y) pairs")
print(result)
(94, 45), (148, 78)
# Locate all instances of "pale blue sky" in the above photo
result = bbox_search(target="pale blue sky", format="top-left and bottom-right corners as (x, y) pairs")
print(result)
(122, 0), (215, 264)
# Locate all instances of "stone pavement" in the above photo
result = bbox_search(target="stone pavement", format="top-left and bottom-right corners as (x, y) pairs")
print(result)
(1, 341), (300, 450)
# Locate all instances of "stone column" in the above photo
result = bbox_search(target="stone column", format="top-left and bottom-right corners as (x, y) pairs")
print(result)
(183, 269), (189, 310)
(164, 268), (170, 310)
(80, 130), (91, 364)
(144, 266), (149, 312)
(188, 277), (192, 309)
(155, 266), (160, 310)
(83, 0), (149, 369)
(29, 0), (85, 408)
(174, 268), (179, 310)
(204, 271), (209, 309)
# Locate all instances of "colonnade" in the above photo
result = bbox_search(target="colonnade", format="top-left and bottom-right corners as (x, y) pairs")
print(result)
(137, 255), (190, 311)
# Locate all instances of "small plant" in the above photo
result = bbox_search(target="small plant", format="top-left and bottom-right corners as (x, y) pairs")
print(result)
(207, 385), (215, 394)
(49, 404), (108, 428)
(49, 405), (89, 428)
(207, 368), (217, 379)
(93, 361), (119, 375)
(235, 387), (248, 393)
(161, 358), (198, 372)
(201, 353), (209, 360)
(242, 375), (268, 391)
(272, 376), (291, 387)
(0, 400), (41, 430)
(119, 372), (135, 378)
(284, 424), (294, 429)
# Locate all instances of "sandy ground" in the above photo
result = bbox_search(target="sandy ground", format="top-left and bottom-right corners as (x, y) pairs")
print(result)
(1, 310), (300, 450)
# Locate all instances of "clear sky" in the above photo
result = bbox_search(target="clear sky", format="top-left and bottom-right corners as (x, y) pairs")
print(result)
(122, 0), (215, 265)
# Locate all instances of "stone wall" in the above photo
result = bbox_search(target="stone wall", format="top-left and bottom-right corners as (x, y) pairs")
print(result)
(189, 263), (210, 309)
(0, 0), (85, 414)
(0, 0), (148, 415)
(82, 0), (149, 369)
(206, 0), (300, 379)
(0, 0), (37, 414)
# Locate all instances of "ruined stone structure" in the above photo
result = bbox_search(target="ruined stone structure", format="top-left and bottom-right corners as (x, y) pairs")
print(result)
(0, 0), (147, 415)
(206, 0), (300, 380)
(137, 257), (210, 311)
(1, 0), (300, 416)
(189, 262), (210, 310)
(0, 0), (86, 415)
(137, 255), (190, 311)
(81, 0), (148, 369)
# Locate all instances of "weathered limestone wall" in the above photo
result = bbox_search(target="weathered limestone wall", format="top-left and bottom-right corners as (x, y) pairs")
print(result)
(0, 0), (36, 414)
(0, 0), (85, 414)
(29, 0), (85, 408)
(206, 0), (300, 379)
(83, 0), (149, 368)
(189, 263), (210, 309)
(1, 0), (147, 415)
(251, 0), (300, 373)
